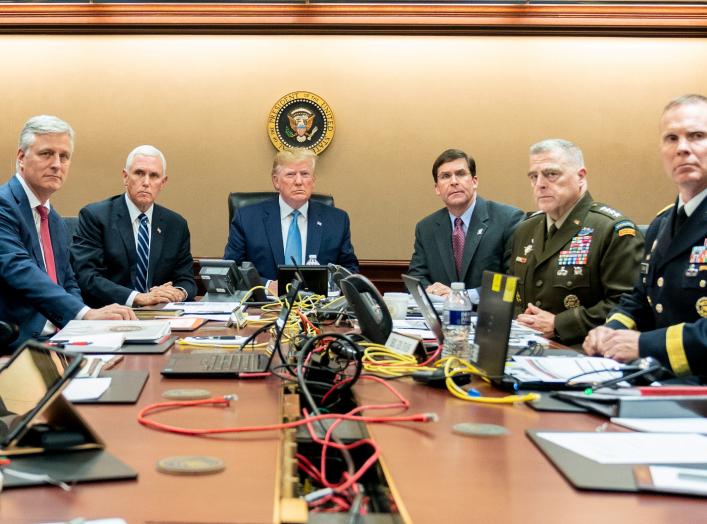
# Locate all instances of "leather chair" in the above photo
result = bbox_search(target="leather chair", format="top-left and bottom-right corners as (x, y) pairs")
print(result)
(227, 191), (335, 224)
(63, 216), (79, 245)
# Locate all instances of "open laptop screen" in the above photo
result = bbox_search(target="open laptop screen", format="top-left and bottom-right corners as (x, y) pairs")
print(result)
(401, 274), (444, 344)
(0, 341), (82, 447)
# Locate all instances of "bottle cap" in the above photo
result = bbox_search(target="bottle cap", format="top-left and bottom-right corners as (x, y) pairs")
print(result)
(451, 282), (465, 290)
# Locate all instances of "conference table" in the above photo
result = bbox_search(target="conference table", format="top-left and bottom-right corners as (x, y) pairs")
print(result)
(0, 319), (704, 523)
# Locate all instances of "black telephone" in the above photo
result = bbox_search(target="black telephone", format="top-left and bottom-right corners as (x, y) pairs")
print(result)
(238, 261), (268, 302)
(339, 274), (392, 344)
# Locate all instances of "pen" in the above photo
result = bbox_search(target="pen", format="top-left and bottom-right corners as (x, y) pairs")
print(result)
(103, 355), (124, 370)
(193, 336), (242, 340)
(51, 340), (94, 346)
(677, 471), (707, 483)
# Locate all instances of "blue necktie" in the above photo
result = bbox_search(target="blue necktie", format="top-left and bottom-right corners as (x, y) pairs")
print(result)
(136, 213), (150, 292)
(284, 209), (302, 265)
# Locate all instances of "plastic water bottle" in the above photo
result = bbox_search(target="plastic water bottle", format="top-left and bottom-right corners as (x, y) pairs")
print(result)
(305, 254), (320, 266)
(442, 282), (472, 361)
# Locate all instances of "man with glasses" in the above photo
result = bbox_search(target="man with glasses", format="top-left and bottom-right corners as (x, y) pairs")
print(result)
(224, 148), (358, 293)
(510, 139), (644, 345)
(408, 148), (524, 303)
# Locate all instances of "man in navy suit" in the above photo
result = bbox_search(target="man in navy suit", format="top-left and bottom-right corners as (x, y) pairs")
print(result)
(408, 148), (525, 303)
(0, 115), (134, 352)
(224, 148), (358, 293)
(71, 145), (197, 308)
(585, 94), (707, 379)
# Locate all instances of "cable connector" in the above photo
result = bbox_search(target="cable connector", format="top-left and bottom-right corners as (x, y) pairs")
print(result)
(223, 394), (238, 402)
(421, 412), (439, 423)
(303, 487), (334, 503)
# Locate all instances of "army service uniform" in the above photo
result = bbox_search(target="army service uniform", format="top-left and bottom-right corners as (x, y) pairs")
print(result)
(606, 196), (707, 379)
(510, 192), (644, 345)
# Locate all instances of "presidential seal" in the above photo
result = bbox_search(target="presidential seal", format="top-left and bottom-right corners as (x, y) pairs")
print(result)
(267, 91), (335, 154)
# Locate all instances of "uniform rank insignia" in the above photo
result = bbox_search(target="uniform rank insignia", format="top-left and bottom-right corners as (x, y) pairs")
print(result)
(524, 241), (534, 255)
(557, 234), (591, 266)
(690, 245), (707, 264)
(697, 297), (707, 318)
(598, 205), (621, 218)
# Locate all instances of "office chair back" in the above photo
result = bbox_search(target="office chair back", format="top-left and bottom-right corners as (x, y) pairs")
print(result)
(227, 191), (335, 224)
(63, 216), (79, 245)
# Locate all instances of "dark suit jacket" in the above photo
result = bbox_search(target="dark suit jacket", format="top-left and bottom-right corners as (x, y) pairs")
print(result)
(0, 176), (85, 351)
(71, 195), (196, 308)
(224, 198), (359, 281)
(606, 197), (707, 379)
(408, 197), (524, 289)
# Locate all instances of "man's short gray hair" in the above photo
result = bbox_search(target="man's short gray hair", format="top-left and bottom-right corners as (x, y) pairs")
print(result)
(125, 145), (167, 176)
(17, 115), (75, 171)
(530, 138), (585, 168)
(663, 94), (707, 114)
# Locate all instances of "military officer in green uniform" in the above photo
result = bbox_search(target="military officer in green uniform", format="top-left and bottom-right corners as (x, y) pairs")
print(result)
(510, 139), (644, 345)
(585, 95), (707, 380)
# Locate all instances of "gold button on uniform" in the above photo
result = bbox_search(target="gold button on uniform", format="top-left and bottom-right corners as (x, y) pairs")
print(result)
(536, 280), (543, 287)
(657, 277), (664, 287)
(655, 303), (663, 313)
(701, 280), (706, 288)
(535, 300), (542, 307)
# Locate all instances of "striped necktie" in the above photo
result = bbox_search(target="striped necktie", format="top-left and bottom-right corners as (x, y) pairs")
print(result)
(452, 217), (465, 278)
(35, 205), (57, 283)
(135, 213), (150, 292)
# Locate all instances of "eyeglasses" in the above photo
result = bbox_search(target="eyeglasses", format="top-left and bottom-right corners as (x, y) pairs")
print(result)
(437, 170), (472, 182)
(527, 170), (562, 185)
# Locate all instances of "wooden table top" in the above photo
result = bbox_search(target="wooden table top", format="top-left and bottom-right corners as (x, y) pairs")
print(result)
(1, 321), (705, 523)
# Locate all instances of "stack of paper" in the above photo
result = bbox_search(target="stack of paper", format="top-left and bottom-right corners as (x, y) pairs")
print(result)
(508, 355), (625, 383)
(53, 320), (171, 344)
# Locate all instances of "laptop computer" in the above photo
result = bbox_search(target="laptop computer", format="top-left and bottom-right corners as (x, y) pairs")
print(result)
(472, 271), (580, 391)
(161, 279), (302, 378)
(401, 274), (444, 345)
(278, 265), (328, 296)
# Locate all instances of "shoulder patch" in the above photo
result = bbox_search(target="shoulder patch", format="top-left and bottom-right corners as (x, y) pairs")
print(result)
(656, 203), (675, 217)
(613, 220), (636, 232)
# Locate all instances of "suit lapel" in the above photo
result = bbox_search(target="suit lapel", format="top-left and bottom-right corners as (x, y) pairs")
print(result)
(114, 197), (138, 273)
(433, 210), (457, 283)
(655, 197), (707, 273)
(264, 199), (285, 266)
(148, 206), (166, 287)
(459, 198), (488, 280)
(9, 177), (45, 268)
(306, 202), (323, 259)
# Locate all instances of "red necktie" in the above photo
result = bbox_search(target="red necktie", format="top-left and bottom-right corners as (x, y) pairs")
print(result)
(36, 205), (57, 283)
(452, 217), (465, 278)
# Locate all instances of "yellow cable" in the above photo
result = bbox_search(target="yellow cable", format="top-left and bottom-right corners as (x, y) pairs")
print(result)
(442, 357), (539, 404)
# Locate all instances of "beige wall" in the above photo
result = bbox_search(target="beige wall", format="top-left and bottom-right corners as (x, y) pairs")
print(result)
(1, 35), (705, 259)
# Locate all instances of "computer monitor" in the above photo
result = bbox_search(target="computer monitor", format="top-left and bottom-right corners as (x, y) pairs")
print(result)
(199, 259), (241, 300)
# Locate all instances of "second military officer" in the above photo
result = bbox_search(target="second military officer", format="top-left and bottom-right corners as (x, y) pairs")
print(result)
(510, 139), (644, 345)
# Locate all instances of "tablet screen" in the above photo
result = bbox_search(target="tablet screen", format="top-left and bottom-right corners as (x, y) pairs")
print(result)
(0, 341), (82, 448)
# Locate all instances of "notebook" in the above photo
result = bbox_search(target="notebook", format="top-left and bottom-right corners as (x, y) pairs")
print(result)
(161, 279), (301, 378)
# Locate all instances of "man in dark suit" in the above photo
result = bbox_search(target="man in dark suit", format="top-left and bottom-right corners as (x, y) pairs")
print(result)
(0, 115), (134, 352)
(585, 94), (707, 379)
(408, 148), (524, 302)
(71, 145), (196, 308)
(224, 148), (358, 293)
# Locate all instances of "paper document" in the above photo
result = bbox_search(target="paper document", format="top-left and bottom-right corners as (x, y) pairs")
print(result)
(53, 320), (170, 344)
(645, 466), (707, 496)
(53, 333), (125, 352)
(63, 377), (112, 401)
(537, 432), (707, 464)
(180, 336), (250, 346)
(510, 356), (624, 383)
(611, 417), (707, 434)
(164, 302), (240, 314)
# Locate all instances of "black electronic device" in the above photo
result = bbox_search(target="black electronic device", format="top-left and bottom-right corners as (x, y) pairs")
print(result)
(402, 273), (444, 344)
(199, 259), (244, 302)
(161, 279), (302, 378)
(339, 274), (392, 344)
(327, 263), (353, 292)
(238, 261), (268, 302)
(412, 369), (473, 389)
(279, 264), (328, 297)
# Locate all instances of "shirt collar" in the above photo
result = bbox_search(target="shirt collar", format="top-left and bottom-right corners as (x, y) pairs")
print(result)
(678, 186), (707, 217)
(15, 173), (49, 213)
(448, 198), (476, 227)
(546, 197), (582, 232)
(124, 193), (154, 223)
(279, 195), (309, 221)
